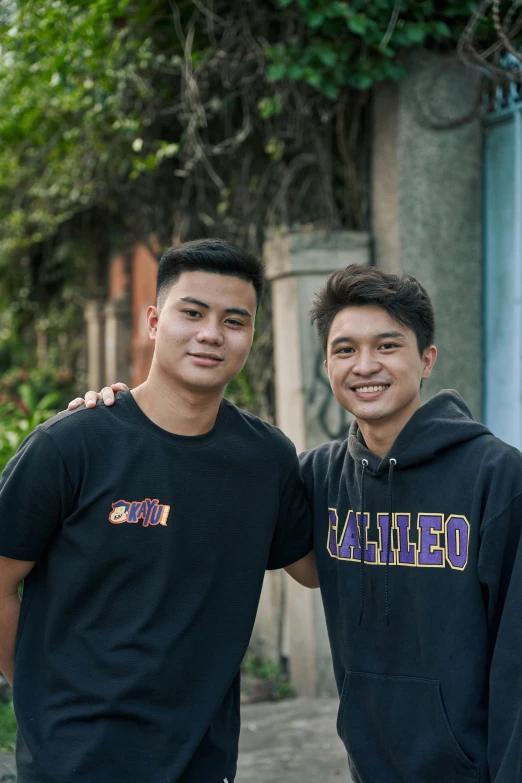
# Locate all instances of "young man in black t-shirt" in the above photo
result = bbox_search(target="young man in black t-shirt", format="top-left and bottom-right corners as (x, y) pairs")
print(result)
(88, 263), (522, 783)
(0, 240), (313, 783)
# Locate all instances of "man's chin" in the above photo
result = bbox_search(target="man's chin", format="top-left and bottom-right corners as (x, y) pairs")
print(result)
(188, 371), (242, 393)
(344, 399), (393, 422)
(353, 409), (391, 424)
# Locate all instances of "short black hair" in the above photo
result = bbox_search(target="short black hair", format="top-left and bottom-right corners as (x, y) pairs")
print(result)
(310, 264), (435, 357)
(156, 238), (264, 307)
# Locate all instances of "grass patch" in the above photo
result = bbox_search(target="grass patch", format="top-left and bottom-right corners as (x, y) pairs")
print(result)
(241, 654), (295, 700)
(0, 703), (17, 752)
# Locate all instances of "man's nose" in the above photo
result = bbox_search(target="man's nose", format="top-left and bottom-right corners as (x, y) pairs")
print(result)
(196, 321), (224, 345)
(352, 349), (381, 375)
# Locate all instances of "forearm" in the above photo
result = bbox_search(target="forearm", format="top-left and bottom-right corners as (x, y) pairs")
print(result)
(0, 591), (21, 686)
(284, 551), (320, 588)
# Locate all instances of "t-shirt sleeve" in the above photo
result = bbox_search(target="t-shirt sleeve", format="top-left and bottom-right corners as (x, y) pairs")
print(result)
(0, 427), (71, 561)
(266, 456), (313, 570)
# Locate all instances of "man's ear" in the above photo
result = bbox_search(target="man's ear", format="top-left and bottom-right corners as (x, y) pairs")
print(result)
(421, 345), (437, 380)
(146, 306), (159, 341)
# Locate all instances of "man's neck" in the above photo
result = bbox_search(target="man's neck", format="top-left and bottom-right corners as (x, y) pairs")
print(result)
(131, 374), (224, 437)
(356, 401), (421, 460)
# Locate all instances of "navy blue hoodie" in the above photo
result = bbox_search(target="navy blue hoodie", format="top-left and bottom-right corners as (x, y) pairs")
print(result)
(300, 390), (522, 783)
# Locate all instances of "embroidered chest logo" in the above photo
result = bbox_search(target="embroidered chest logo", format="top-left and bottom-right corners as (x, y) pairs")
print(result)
(109, 499), (170, 527)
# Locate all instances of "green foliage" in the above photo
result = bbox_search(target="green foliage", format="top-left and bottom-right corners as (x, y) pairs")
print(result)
(241, 654), (296, 700)
(0, 0), (497, 266)
(0, 0), (509, 418)
(265, 0), (490, 99)
(0, 374), (60, 473)
(242, 654), (279, 680)
(0, 702), (17, 752)
(0, 0), (178, 258)
(225, 368), (256, 412)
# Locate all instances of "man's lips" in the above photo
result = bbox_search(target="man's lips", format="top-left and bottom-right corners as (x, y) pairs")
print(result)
(188, 352), (224, 366)
(350, 383), (391, 398)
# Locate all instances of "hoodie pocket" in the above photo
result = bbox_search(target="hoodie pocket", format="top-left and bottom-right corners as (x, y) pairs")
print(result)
(337, 671), (479, 783)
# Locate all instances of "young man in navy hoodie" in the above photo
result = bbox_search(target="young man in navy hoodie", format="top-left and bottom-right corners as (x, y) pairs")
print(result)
(75, 263), (522, 783)
(0, 239), (312, 783)
(297, 264), (522, 783)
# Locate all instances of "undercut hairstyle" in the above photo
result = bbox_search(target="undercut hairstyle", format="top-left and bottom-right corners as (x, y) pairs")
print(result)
(310, 264), (435, 357)
(156, 238), (264, 308)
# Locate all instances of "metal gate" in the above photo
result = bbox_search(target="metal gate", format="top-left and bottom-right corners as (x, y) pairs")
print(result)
(484, 71), (522, 450)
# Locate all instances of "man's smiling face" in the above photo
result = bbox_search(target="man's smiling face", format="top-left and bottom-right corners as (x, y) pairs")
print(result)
(325, 304), (436, 429)
(149, 270), (256, 395)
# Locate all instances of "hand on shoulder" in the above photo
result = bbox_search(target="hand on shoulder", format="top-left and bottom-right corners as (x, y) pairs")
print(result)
(67, 383), (129, 410)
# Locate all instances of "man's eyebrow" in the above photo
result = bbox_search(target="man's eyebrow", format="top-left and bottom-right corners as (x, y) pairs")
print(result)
(224, 307), (253, 319)
(179, 296), (209, 309)
(179, 297), (252, 318)
(330, 330), (406, 348)
(376, 331), (406, 340)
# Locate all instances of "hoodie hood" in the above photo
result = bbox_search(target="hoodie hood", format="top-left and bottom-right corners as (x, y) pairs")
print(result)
(348, 389), (490, 473)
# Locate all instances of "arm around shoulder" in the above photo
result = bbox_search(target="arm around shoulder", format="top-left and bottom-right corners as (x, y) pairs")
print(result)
(284, 551), (319, 588)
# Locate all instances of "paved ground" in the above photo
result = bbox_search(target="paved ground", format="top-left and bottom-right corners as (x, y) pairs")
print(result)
(0, 750), (15, 782)
(0, 698), (351, 782)
(0, 752), (16, 783)
(238, 697), (350, 782)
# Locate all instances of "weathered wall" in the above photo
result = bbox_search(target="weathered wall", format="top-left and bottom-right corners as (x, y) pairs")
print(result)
(131, 244), (158, 386)
(256, 229), (370, 697)
(85, 243), (158, 388)
(372, 51), (483, 418)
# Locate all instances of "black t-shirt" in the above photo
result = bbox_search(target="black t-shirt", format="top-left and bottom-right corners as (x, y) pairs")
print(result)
(0, 391), (312, 783)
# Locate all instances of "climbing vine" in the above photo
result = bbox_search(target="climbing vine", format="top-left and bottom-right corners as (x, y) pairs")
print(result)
(0, 0), (518, 415)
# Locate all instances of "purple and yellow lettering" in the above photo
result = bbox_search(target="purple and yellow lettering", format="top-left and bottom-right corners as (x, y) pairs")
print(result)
(396, 513), (416, 565)
(357, 512), (377, 563)
(417, 514), (444, 566)
(338, 510), (361, 561)
(445, 515), (470, 571)
(377, 513), (396, 564)
(141, 498), (157, 527)
(149, 502), (163, 526)
(128, 502), (140, 523)
(327, 508), (340, 558)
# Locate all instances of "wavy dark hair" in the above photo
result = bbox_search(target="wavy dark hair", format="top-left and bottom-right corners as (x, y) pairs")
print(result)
(310, 264), (435, 357)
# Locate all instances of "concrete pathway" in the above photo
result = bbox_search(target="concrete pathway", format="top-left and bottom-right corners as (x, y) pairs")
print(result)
(0, 698), (351, 782)
(0, 750), (14, 782)
(238, 697), (350, 782)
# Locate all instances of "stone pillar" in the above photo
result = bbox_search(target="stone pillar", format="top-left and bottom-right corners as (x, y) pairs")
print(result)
(104, 296), (133, 386)
(372, 51), (483, 418)
(261, 229), (370, 697)
(84, 301), (105, 391)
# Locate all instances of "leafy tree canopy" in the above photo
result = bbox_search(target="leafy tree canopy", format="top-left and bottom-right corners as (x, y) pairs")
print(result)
(0, 0), (496, 266)
(0, 0), (508, 414)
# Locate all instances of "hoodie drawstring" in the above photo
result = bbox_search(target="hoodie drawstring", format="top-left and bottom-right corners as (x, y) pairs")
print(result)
(385, 458), (397, 627)
(357, 459), (368, 625)
(358, 457), (397, 627)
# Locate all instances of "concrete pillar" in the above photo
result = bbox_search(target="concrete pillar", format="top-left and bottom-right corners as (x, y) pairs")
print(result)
(261, 229), (370, 697)
(84, 301), (105, 391)
(372, 51), (483, 418)
(104, 296), (132, 386)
